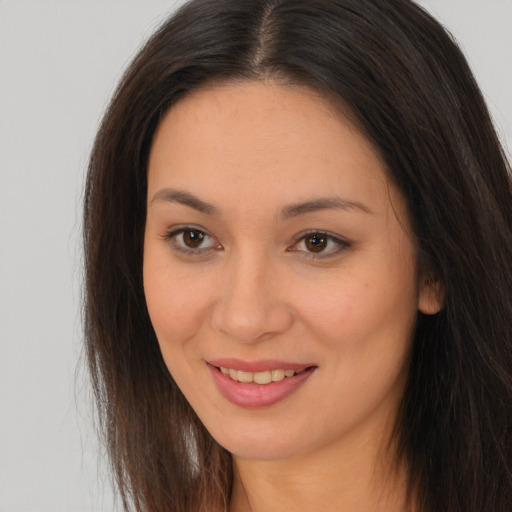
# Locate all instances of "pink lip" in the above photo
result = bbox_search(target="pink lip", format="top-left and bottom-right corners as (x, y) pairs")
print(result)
(207, 360), (317, 408)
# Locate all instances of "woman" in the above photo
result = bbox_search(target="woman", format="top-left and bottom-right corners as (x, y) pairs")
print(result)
(83, 0), (512, 511)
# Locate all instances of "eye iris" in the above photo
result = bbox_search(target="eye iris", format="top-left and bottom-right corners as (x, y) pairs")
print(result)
(183, 230), (204, 248)
(305, 234), (327, 252)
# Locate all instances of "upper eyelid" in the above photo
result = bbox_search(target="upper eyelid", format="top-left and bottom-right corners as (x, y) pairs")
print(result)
(292, 229), (350, 244)
(165, 225), (218, 242)
(166, 223), (211, 235)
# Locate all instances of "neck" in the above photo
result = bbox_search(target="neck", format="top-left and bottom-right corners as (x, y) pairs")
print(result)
(229, 422), (411, 512)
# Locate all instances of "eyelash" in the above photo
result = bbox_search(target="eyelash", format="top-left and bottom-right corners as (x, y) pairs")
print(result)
(164, 226), (220, 255)
(164, 227), (351, 259)
(288, 230), (351, 259)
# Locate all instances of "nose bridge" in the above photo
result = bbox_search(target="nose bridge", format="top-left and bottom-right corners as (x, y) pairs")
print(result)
(211, 245), (292, 342)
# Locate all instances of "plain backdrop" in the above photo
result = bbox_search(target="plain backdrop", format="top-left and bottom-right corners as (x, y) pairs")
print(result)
(0, 1), (510, 511)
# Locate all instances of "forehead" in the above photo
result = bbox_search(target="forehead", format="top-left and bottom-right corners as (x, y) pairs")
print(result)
(147, 80), (391, 214)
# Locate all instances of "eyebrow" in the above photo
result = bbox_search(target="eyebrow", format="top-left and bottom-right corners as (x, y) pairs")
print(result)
(280, 196), (373, 219)
(150, 188), (372, 218)
(150, 188), (220, 215)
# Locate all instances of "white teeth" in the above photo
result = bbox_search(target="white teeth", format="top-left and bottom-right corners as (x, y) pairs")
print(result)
(253, 371), (272, 384)
(271, 369), (285, 381)
(237, 370), (253, 383)
(219, 366), (307, 384)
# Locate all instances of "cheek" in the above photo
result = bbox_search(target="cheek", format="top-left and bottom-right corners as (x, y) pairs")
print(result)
(291, 267), (417, 433)
(294, 258), (419, 354)
(143, 246), (211, 353)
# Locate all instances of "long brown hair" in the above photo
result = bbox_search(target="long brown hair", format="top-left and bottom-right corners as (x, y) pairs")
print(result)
(83, 1), (512, 510)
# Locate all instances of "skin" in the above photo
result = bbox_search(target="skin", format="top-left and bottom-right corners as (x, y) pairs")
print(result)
(143, 80), (441, 512)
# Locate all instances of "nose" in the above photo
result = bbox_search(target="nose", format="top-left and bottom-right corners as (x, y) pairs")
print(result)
(211, 249), (293, 343)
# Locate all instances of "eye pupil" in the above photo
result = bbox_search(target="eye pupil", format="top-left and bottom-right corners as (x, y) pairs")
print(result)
(183, 230), (204, 248)
(306, 234), (327, 252)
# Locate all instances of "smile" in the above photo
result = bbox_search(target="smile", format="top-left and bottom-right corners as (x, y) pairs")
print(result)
(208, 360), (317, 408)
(219, 367), (306, 384)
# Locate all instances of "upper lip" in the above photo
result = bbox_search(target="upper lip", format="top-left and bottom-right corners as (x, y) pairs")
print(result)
(207, 358), (317, 373)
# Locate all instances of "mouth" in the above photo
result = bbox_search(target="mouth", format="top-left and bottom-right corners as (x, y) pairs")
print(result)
(207, 359), (317, 408)
(215, 366), (310, 384)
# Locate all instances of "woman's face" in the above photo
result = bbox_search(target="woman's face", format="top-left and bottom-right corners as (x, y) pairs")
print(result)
(144, 81), (438, 462)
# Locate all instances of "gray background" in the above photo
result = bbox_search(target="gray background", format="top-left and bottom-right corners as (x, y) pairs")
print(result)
(0, 1), (510, 511)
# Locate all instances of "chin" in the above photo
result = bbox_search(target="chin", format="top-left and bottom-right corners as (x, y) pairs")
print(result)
(223, 438), (304, 462)
(204, 419), (315, 462)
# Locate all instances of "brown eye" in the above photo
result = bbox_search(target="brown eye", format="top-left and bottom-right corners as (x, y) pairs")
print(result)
(289, 231), (350, 258)
(182, 230), (204, 248)
(304, 234), (328, 253)
(166, 227), (220, 254)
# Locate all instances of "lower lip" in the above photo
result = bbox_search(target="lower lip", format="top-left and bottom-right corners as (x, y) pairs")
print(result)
(208, 365), (315, 408)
